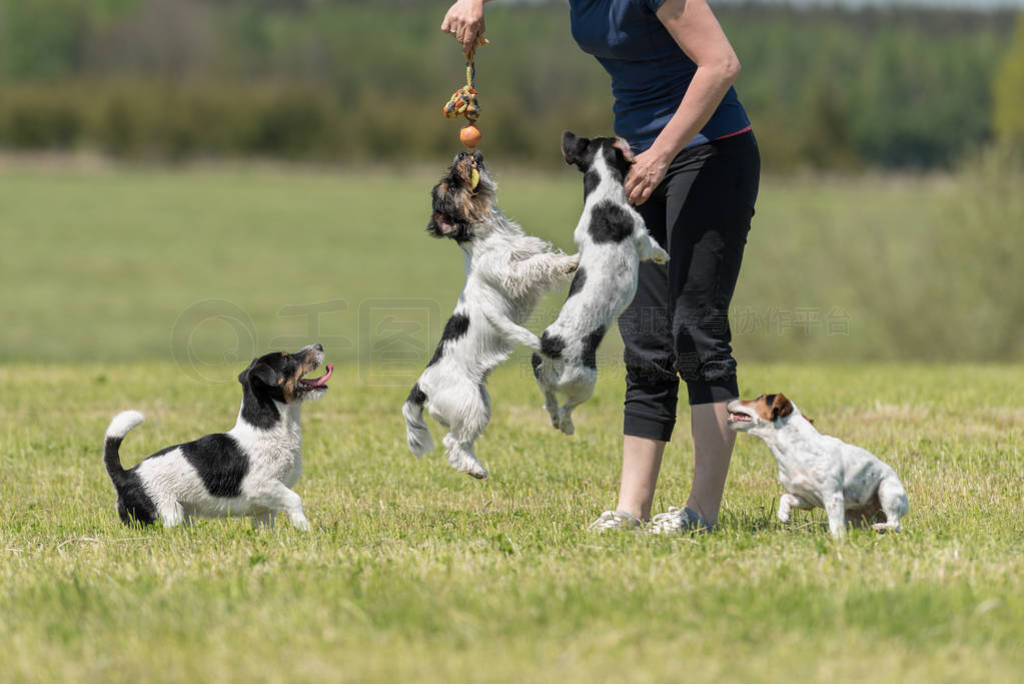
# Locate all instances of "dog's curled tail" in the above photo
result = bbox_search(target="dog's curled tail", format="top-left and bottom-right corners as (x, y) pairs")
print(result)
(402, 384), (434, 457)
(104, 410), (144, 483)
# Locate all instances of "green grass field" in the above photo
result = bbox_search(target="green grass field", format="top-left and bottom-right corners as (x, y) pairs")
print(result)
(1, 162), (1022, 681)
(2, 157), (1021, 365)
(3, 361), (1023, 681)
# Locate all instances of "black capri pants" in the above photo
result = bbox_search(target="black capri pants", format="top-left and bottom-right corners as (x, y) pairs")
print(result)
(617, 131), (760, 442)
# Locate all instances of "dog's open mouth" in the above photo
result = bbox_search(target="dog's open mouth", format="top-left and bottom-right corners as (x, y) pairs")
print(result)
(299, 363), (333, 391)
(435, 213), (458, 234)
(728, 412), (752, 423)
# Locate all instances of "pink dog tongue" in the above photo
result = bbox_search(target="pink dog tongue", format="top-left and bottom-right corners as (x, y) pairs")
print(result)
(302, 363), (333, 386)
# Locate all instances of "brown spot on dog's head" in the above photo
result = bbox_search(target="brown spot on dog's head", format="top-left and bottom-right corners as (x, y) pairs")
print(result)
(729, 393), (809, 431)
(612, 137), (635, 163)
(427, 150), (494, 243)
(745, 393), (793, 422)
(767, 393), (794, 421)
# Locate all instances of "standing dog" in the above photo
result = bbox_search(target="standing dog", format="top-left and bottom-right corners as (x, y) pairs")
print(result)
(403, 150), (579, 479)
(728, 393), (909, 538)
(103, 344), (331, 529)
(502, 132), (668, 434)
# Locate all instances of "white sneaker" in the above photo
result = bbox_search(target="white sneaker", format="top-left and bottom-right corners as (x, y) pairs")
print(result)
(650, 506), (711, 534)
(587, 509), (642, 532)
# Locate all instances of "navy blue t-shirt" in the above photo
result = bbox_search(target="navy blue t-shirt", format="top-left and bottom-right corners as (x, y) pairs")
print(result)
(569, 0), (751, 152)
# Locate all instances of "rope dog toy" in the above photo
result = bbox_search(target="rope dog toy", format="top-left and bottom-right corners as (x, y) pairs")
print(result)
(443, 36), (488, 149)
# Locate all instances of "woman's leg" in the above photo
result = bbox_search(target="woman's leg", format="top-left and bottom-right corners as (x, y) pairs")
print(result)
(604, 134), (758, 528)
(615, 435), (667, 520)
(609, 181), (676, 523)
(665, 133), (761, 527)
(685, 401), (735, 525)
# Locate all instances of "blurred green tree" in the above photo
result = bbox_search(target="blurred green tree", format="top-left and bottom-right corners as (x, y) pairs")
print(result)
(0, 0), (89, 80)
(0, 1), (1015, 168)
(993, 14), (1024, 146)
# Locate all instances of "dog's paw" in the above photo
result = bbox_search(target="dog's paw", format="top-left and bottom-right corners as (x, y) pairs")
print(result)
(461, 460), (489, 479)
(466, 465), (489, 480)
(291, 516), (311, 531)
(871, 522), (901, 534)
(557, 413), (575, 436)
(451, 453), (489, 480)
(777, 511), (791, 523)
(650, 246), (670, 264)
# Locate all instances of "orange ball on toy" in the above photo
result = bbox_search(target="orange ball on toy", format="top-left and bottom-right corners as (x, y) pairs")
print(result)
(460, 124), (482, 148)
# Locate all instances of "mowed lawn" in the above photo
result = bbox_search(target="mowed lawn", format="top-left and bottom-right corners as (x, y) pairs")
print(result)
(2, 361), (1023, 681)
(1, 163), (1022, 681)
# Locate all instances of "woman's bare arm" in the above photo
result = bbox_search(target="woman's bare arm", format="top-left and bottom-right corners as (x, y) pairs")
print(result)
(625, 0), (742, 205)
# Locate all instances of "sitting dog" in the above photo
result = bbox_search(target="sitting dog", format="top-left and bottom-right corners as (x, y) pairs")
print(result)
(728, 393), (909, 538)
(500, 131), (668, 435)
(103, 344), (332, 529)
(403, 149), (579, 479)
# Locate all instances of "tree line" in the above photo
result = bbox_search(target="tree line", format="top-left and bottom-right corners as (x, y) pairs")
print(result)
(0, 0), (1020, 170)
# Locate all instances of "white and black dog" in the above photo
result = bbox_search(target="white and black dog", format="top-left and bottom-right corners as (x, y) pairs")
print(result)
(403, 150), (579, 479)
(103, 344), (332, 529)
(501, 132), (669, 434)
(728, 393), (909, 538)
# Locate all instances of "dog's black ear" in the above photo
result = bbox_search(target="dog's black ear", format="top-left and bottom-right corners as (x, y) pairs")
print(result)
(240, 361), (279, 388)
(562, 131), (589, 167)
(770, 393), (794, 421)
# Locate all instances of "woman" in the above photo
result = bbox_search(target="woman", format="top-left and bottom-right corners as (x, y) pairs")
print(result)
(442, 0), (759, 532)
